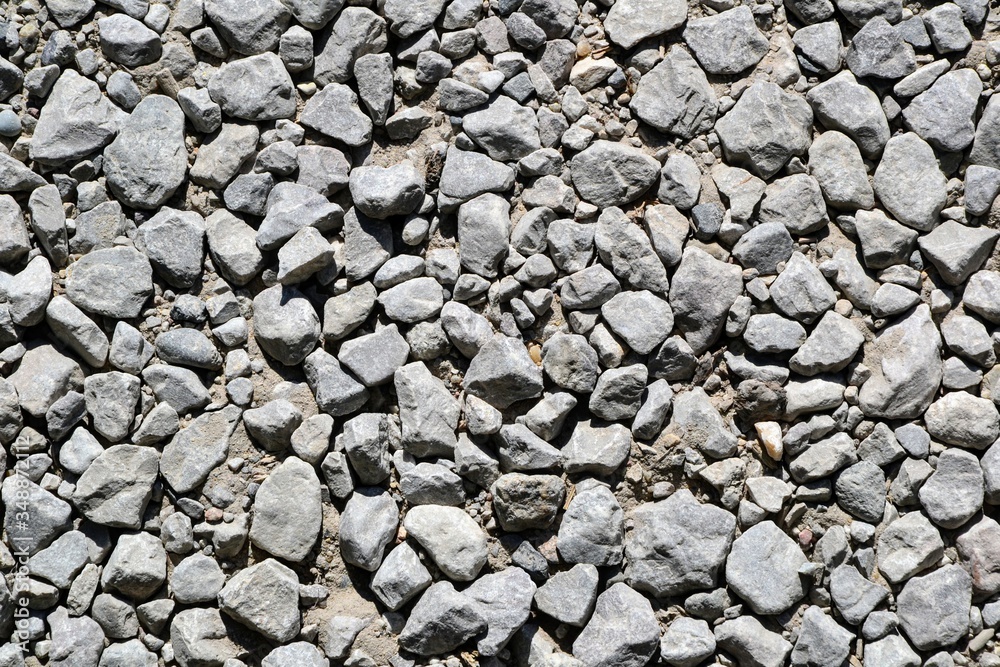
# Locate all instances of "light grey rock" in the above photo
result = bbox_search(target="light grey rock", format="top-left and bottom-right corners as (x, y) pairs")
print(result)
(252, 285), (320, 366)
(208, 53), (296, 121)
(845, 17), (916, 79)
(877, 511), (943, 584)
(401, 462), (464, 506)
(965, 270), (1000, 322)
(73, 445), (158, 529)
(542, 333), (599, 393)
(465, 336), (544, 409)
(758, 173), (829, 235)
(135, 208), (205, 289)
(104, 95), (186, 209)
(570, 141), (658, 208)
(684, 6), (768, 75)
(604, 0), (685, 48)
(398, 582), (487, 656)
(30, 70), (126, 165)
(463, 96), (541, 161)
(48, 607), (105, 667)
(807, 71), (889, 157)
(594, 207), (669, 291)
(403, 504), (488, 581)
(956, 515), (1000, 598)
(65, 247), (153, 320)
(45, 295), (108, 368)
(830, 564), (889, 625)
(858, 305), (942, 419)
(98, 14), (161, 66)
(84, 372), (139, 443)
(339, 487), (398, 571)
(924, 391), (999, 449)
(902, 68), (980, 152)
(873, 132), (947, 232)
(669, 247), (743, 354)
(170, 608), (238, 667)
(250, 457), (322, 561)
(715, 616), (792, 667)
(218, 558), (300, 643)
(395, 361), (459, 457)
(918, 219), (999, 286)
(190, 124), (260, 190)
(261, 643), (327, 667)
(557, 482), (624, 566)
(918, 448), (984, 529)
(204, 0), (290, 54)
(170, 553), (225, 605)
(349, 161), (424, 219)
(789, 311), (864, 375)
(371, 542), (432, 611)
(313, 7), (387, 86)
(808, 130), (875, 210)
(731, 222), (793, 275)
(534, 564), (598, 627)
(465, 567), (536, 656)
(897, 565), (972, 650)
(159, 405), (241, 494)
(790, 607), (853, 667)
(101, 532), (167, 600)
(303, 348), (369, 417)
(572, 583), (659, 667)
(715, 81), (812, 179)
(629, 46), (716, 139)
(563, 419), (630, 475)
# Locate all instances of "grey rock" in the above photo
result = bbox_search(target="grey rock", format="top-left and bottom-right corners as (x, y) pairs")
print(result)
(218, 558), (300, 642)
(250, 457), (321, 561)
(956, 515), (1000, 598)
(45, 295), (108, 368)
(789, 311), (865, 375)
(258, 181), (343, 251)
(343, 207), (392, 280)
(923, 3), (972, 53)
(918, 219), (999, 286)
(276, 227), (334, 284)
(604, 0), (685, 48)
(534, 564), (598, 626)
(808, 131), (875, 210)
(140, 364), (210, 415)
(758, 173), (829, 235)
(300, 84), (373, 147)
(807, 71), (889, 157)
(48, 608), (105, 667)
(715, 616), (792, 667)
(561, 264), (621, 310)
(792, 20), (842, 71)
(589, 364), (647, 421)
(854, 208), (917, 270)
(398, 582), (487, 655)
(845, 17), (916, 79)
(304, 348), (369, 417)
(98, 14), (161, 67)
(0, 153), (45, 193)
(858, 305), (942, 419)
(715, 81), (812, 179)
(204, 0), (290, 54)
(378, 277), (444, 324)
(170, 608), (238, 667)
(159, 405), (241, 494)
(339, 487), (398, 571)
(261, 643), (327, 667)
(835, 461), (886, 522)
(919, 448), (984, 529)
(557, 482), (624, 566)
(667, 387), (738, 459)
(903, 68), (980, 152)
(243, 399), (302, 451)
(349, 161), (424, 219)
(465, 336), (543, 409)
(28, 185), (68, 267)
(669, 247), (743, 354)
(371, 542), (433, 611)
(190, 124), (260, 190)
(170, 553), (225, 604)
(252, 285), (320, 366)
(684, 6), (768, 75)
(965, 270), (1000, 323)
(101, 532), (167, 600)
(279, 0), (341, 29)
(463, 96), (541, 161)
(323, 282), (376, 340)
(897, 565), (972, 650)
(135, 208), (205, 288)
(177, 87), (223, 134)
(877, 511), (943, 584)
(743, 313), (807, 354)
(65, 247), (153, 320)
(572, 583), (659, 667)
(84, 372), (139, 443)
(873, 132), (947, 232)
(542, 333), (599, 393)
(726, 520), (807, 615)
(829, 564), (888, 625)
(313, 7), (387, 86)
(495, 423), (562, 472)
(594, 207), (669, 291)
(401, 462), (464, 506)
(570, 141), (658, 208)
(465, 567), (536, 656)
(626, 489), (735, 597)
(104, 95), (186, 209)
(732, 222), (793, 275)
(30, 70), (126, 165)
(563, 419), (631, 475)
(492, 473), (564, 531)
(789, 432), (858, 483)
(403, 504), (487, 581)
(73, 445), (158, 529)
(395, 361), (459, 457)
(1, 477), (72, 555)
(354, 53), (394, 125)
(209, 53), (296, 121)
(629, 46), (716, 139)
(338, 325), (410, 386)
(660, 617), (716, 667)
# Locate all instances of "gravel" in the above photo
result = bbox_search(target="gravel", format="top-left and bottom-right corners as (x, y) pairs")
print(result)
(0, 0), (997, 664)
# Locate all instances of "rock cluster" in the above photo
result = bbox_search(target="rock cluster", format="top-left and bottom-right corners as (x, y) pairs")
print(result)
(0, 0), (1000, 665)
